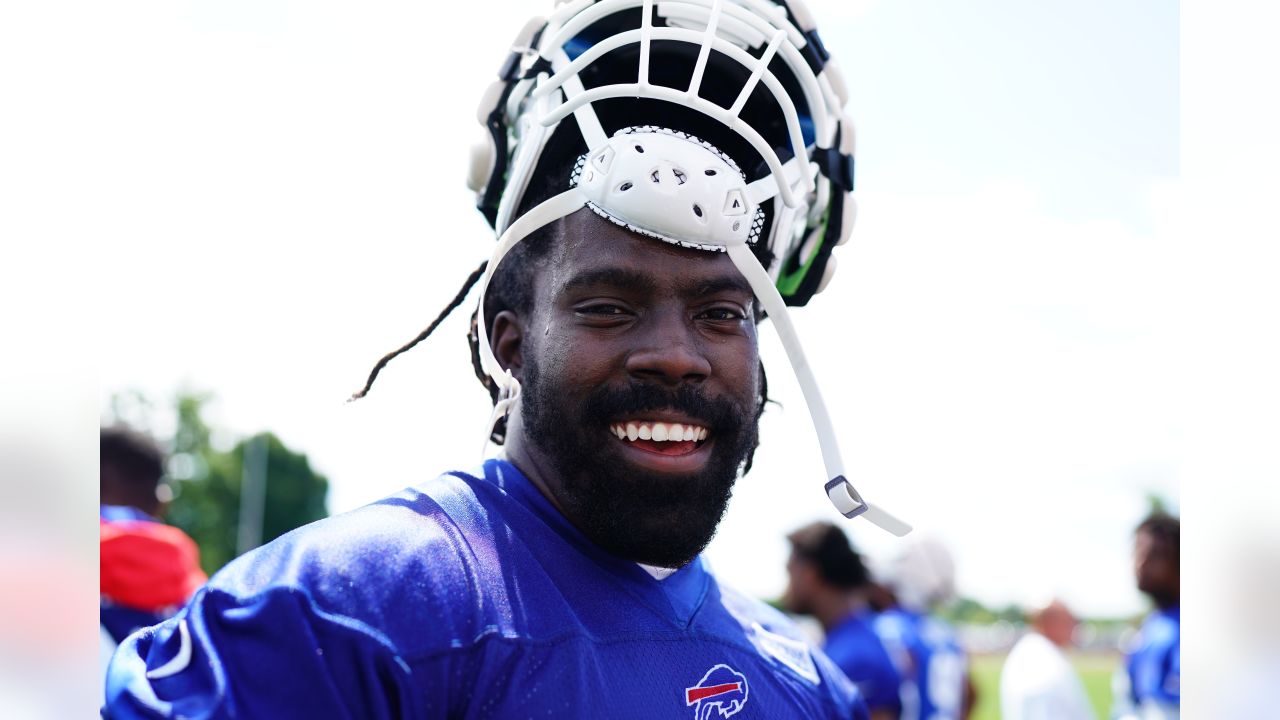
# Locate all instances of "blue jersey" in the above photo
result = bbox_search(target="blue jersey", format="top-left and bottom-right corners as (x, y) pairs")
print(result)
(1124, 607), (1179, 710)
(105, 460), (867, 719)
(872, 608), (967, 720)
(823, 610), (902, 717)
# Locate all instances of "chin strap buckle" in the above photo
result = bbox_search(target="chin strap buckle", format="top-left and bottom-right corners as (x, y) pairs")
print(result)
(824, 475), (867, 519)
(481, 371), (522, 453)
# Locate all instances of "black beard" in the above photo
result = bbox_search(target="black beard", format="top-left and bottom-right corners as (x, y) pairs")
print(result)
(520, 358), (759, 568)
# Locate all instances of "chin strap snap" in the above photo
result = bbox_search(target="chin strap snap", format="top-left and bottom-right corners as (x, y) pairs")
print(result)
(482, 370), (522, 454)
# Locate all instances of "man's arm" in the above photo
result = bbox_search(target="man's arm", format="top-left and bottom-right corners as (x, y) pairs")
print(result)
(104, 585), (423, 719)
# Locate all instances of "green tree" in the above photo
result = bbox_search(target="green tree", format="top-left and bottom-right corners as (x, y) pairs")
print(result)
(108, 391), (330, 576)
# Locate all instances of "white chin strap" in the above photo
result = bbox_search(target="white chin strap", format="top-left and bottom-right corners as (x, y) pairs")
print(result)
(476, 130), (910, 537)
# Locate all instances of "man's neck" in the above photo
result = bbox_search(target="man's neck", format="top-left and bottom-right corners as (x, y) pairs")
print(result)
(501, 412), (570, 519)
(815, 593), (866, 633)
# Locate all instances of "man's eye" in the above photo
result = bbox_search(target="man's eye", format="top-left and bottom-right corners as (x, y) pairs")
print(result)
(700, 307), (745, 321)
(578, 304), (629, 316)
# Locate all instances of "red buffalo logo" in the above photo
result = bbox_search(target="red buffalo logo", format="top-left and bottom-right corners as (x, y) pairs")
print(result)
(685, 664), (749, 719)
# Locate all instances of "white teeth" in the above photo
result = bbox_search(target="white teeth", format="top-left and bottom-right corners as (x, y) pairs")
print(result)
(613, 421), (709, 442)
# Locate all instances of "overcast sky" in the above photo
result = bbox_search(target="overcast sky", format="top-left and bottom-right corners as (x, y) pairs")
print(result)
(89, 0), (1179, 617)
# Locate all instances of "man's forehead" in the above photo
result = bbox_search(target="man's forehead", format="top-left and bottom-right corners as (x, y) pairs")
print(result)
(547, 208), (751, 295)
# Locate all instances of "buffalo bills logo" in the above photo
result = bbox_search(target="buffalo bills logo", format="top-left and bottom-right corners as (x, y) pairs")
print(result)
(685, 664), (749, 719)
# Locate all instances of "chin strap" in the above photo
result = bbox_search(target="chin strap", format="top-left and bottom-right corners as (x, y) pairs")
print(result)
(475, 189), (589, 452)
(725, 243), (911, 537)
(481, 369), (521, 456)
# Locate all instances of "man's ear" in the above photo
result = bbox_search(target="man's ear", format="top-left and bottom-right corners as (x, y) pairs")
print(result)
(490, 309), (525, 380)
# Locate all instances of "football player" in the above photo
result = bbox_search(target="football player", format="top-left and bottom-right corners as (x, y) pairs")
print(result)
(870, 536), (973, 720)
(105, 1), (908, 716)
(1113, 512), (1179, 719)
(783, 521), (903, 720)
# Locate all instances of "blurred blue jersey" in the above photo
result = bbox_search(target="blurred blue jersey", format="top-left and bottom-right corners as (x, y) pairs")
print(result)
(872, 608), (967, 720)
(824, 609), (903, 717)
(1122, 606), (1179, 714)
(105, 460), (867, 719)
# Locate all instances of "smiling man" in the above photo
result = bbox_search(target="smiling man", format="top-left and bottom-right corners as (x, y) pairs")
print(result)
(105, 1), (906, 717)
(497, 210), (764, 571)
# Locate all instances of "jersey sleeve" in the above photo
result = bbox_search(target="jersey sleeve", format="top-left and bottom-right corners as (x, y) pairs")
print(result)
(103, 584), (429, 719)
(858, 651), (904, 715)
(807, 644), (873, 720)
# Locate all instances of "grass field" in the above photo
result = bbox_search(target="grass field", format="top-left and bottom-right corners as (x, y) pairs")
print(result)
(968, 652), (1118, 720)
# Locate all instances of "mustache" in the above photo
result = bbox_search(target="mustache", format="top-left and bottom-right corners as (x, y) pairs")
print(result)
(579, 382), (747, 435)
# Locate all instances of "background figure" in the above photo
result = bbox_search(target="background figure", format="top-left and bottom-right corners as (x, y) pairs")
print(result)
(99, 428), (205, 676)
(785, 522), (903, 720)
(1112, 513), (1179, 719)
(872, 535), (974, 720)
(1000, 599), (1095, 720)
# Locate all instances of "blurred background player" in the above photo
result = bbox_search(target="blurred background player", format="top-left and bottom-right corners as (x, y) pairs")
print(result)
(1000, 598), (1095, 720)
(870, 535), (974, 720)
(784, 521), (903, 720)
(99, 428), (205, 676)
(1112, 512), (1179, 719)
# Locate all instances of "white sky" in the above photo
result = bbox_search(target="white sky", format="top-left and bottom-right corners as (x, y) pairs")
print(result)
(84, 0), (1179, 617)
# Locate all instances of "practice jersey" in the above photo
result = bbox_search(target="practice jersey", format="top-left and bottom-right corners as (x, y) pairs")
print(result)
(824, 609), (903, 716)
(873, 608), (967, 720)
(1114, 607), (1179, 719)
(105, 460), (868, 719)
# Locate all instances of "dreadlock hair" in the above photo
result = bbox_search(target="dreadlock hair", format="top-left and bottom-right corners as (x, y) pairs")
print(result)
(786, 521), (871, 590)
(348, 261), (489, 402)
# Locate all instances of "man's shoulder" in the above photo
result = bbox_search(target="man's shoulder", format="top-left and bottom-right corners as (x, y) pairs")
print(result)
(710, 579), (866, 713)
(201, 464), (535, 656)
(713, 580), (807, 640)
(213, 468), (486, 580)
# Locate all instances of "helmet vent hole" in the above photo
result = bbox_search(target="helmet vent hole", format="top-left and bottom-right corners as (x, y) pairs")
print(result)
(650, 169), (661, 183)
(704, 169), (716, 176)
(673, 168), (687, 185)
(692, 204), (704, 218)
(618, 181), (633, 192)
(634, 144), (645, 153)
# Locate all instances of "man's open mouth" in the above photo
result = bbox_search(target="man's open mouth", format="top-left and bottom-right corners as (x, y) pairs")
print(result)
(609, 420), (710, 457)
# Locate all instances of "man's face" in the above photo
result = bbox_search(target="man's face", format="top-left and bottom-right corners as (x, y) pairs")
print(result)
(781, 552), (818, 616)
(1134, 529), (1179, 600)
(515, 209), (761, 568)
(1038, 603), (1078, 647)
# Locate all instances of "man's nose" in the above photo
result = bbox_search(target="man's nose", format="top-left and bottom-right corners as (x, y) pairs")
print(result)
(624, 310), (712, 386)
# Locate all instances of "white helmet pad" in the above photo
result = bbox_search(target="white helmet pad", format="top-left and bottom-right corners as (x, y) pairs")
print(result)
(575, 127), (763, 251)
